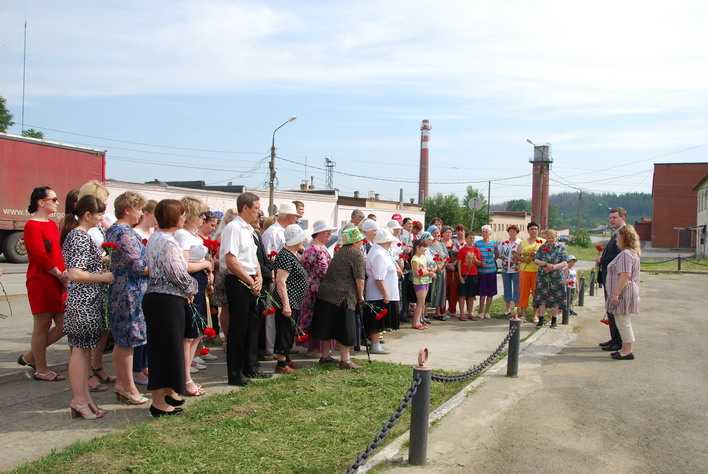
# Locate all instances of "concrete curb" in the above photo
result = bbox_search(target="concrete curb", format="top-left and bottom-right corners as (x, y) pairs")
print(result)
(358, 322), (569, 473)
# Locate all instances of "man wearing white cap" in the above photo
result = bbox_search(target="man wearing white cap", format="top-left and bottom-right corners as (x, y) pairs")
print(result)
(260, 202), (300, 357)
(364, 228), (400, 354)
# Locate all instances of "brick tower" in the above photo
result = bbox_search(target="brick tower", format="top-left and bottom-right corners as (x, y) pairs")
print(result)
(418, 119), (431, 204)
(530, 144), (552, 229)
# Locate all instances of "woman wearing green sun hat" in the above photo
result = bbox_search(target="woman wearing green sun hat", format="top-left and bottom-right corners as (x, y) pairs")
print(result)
(309, 226), (366, 369)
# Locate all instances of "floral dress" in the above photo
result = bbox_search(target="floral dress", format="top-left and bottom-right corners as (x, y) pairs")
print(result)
(106, 223), (148, 348)
(299, 243), (331, 332)
(533, 242), (569, 308)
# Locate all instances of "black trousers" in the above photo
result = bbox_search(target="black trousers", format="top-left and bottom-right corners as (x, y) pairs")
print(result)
(603, 286), (622, 345)
(225, 275), (260, 382)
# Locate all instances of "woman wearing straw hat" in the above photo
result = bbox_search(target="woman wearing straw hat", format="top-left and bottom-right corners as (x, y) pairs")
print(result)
(309, 227), (366, 369)
(272, 225), (309, 374)
(364, 228), (400, 354)
(300, 220), (337, 363)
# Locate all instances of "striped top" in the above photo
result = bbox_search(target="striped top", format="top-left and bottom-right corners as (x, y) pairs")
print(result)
(605, 249), (640, 315)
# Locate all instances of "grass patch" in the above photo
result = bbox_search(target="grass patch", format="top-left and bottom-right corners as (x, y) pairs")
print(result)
(564, 244), (600, 262)
(640, 258), (708, 273)
(14, 362), (465, 474)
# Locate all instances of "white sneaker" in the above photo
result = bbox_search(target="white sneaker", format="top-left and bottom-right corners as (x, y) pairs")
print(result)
(191, 360), (207, 370)
(189, 366), (199, 374)
(370, 342), (390, 355)
(193, 356), (204, 364)
(201, 353), (218, 361)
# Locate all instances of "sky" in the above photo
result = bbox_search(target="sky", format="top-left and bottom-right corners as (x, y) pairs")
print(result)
(2, 0), (708, 204)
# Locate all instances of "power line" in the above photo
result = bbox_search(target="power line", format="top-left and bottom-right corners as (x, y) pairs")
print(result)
(24, 123), (266, 155)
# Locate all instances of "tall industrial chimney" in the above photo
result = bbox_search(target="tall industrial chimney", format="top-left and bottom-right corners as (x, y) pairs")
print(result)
(418, 119), (431, 204)
(530, 144), (552, 229)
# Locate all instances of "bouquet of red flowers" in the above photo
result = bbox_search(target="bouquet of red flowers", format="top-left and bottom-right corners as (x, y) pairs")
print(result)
(199, 347), (210, 356)
(595, 244), (604, 253)
(203, 238), (220, 258)
(203, 327), (217, 338)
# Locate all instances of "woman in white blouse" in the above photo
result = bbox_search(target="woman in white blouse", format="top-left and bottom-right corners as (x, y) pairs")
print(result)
(364, 229), (401, 354)
(174, 197), (213, 397)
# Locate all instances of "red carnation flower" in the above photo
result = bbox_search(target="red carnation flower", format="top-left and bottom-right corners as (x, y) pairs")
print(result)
(101, 242), (119, 251)
(141, 238), (148, 246)
(417, 268), (424, 276)
(375, 308), (389, 321)
(268, 250), (278, 259)
(199, 347), (210, 356)
(296, 332), (310, 344)
(363, 239), (369, 245)
(536, 239), (543, 244)
(203, 327), (217, 338)
(595, 244), (604, 253)
(397, 242), (403, 247)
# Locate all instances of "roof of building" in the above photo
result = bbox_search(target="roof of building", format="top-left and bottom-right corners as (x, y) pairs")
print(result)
(0, 132), (106, 155)
(692, 173), (708, 191)
(654, 162), (708, 166)
(489, 211), (530, 218)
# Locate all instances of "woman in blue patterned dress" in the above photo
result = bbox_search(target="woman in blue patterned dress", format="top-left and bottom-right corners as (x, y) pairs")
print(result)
(106, 192), (149, 405)
(533, 229), (569, 328)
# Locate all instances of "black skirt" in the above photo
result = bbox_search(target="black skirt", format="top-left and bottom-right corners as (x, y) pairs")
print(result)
(309, 299), (357, 347)
(363, 299), (400, 334)
(143, 292), (186, 395)
(275, 308), (299, 355)
(184, 270), (208, 339)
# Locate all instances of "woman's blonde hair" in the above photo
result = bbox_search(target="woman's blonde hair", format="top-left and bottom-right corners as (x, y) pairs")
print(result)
(541, 229), (558, 240)
(618, 225), (641, 255)
(78, 180), (109, 202)
(180, 196), (208, 223)
(114, 192), (146, 218)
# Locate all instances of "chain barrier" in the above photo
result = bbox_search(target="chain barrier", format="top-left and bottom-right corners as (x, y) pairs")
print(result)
(430, 323), (517, 383)
(682, 259), (708, 268)
(641, 257), (679, 265)
(0, 280), (13, 319)
(344, 323), (517, 472)
(344, 374), (422, 474)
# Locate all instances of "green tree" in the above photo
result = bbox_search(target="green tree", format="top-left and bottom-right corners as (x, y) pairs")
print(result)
(0, 96), (14, 132)
(571, 229), (591, 248)
(21, 128), (44, 139)
(423, 193), (463, 227)
(505, 199), (531, 212)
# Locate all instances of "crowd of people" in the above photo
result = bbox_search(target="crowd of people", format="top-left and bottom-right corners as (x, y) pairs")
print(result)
(15, 182), (642, 420)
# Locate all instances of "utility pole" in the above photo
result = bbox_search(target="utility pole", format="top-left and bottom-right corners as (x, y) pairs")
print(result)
(575, 190), (583, 230)
(487, 180), (491, 224)
(325, 157), (335, 190)
(21, 20), (27, 133)
(268, 117), (296, 215)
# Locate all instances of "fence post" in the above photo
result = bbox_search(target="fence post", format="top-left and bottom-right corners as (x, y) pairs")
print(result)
(409, 351), (431, 466)
(578, 277), (585, 307)
(506, 319), (521, 377)
(589, 270), (596, 296)
(562, 292), (570, 325)
(677, 255), (682, 272)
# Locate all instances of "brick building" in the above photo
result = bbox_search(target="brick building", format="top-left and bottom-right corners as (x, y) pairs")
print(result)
(651, 162), (708, 248)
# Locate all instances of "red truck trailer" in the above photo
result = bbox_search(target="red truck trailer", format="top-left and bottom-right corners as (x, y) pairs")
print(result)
(0, 133), (106, 263)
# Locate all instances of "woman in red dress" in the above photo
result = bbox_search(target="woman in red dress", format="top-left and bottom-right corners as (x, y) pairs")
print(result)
(17, 186), (69, 381)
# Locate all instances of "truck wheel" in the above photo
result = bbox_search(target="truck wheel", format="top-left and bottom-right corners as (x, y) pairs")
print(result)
(3, 232), (28, 263)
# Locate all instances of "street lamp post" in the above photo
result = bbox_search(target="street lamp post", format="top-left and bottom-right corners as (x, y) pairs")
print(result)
(269, 116), (297, 216)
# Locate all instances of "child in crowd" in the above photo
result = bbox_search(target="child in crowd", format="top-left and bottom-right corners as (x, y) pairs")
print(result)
(564, 256), (578, 316)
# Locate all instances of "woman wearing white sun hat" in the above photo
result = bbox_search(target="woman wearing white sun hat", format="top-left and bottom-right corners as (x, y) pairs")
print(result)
(364, 228), (400, 354)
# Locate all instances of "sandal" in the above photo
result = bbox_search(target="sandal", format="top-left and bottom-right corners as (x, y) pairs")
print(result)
(412, 324), (426, 330)
(17, 354), (36, 370)
(458, 315), (468, 321)
(185, 381), (205, 397)
(33, 370), (65, 382)
(92, 367), (116, 384)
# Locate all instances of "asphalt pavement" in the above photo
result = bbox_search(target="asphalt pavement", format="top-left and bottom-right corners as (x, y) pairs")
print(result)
(386, 273), (708, 473)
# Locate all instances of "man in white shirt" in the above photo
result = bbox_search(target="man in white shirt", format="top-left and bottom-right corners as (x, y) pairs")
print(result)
(220, 192), (263, 386)
(259, 202), (300, 357)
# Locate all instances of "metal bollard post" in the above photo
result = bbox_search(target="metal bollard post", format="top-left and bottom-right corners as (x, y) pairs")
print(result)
(589, 270), (596, 296)
(578, 277), (585, 307)
(506, 319), (521, 377)
(562, 294), (569, 325)
(409, 349), (431, 466)
(677, 255), (682, 272)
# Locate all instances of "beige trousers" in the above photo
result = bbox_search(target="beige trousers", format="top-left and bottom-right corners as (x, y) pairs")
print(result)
(615, 313), (636, 343)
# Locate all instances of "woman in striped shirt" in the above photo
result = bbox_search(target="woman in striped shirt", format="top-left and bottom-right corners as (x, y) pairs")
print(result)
(605, 225), (641, 361)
